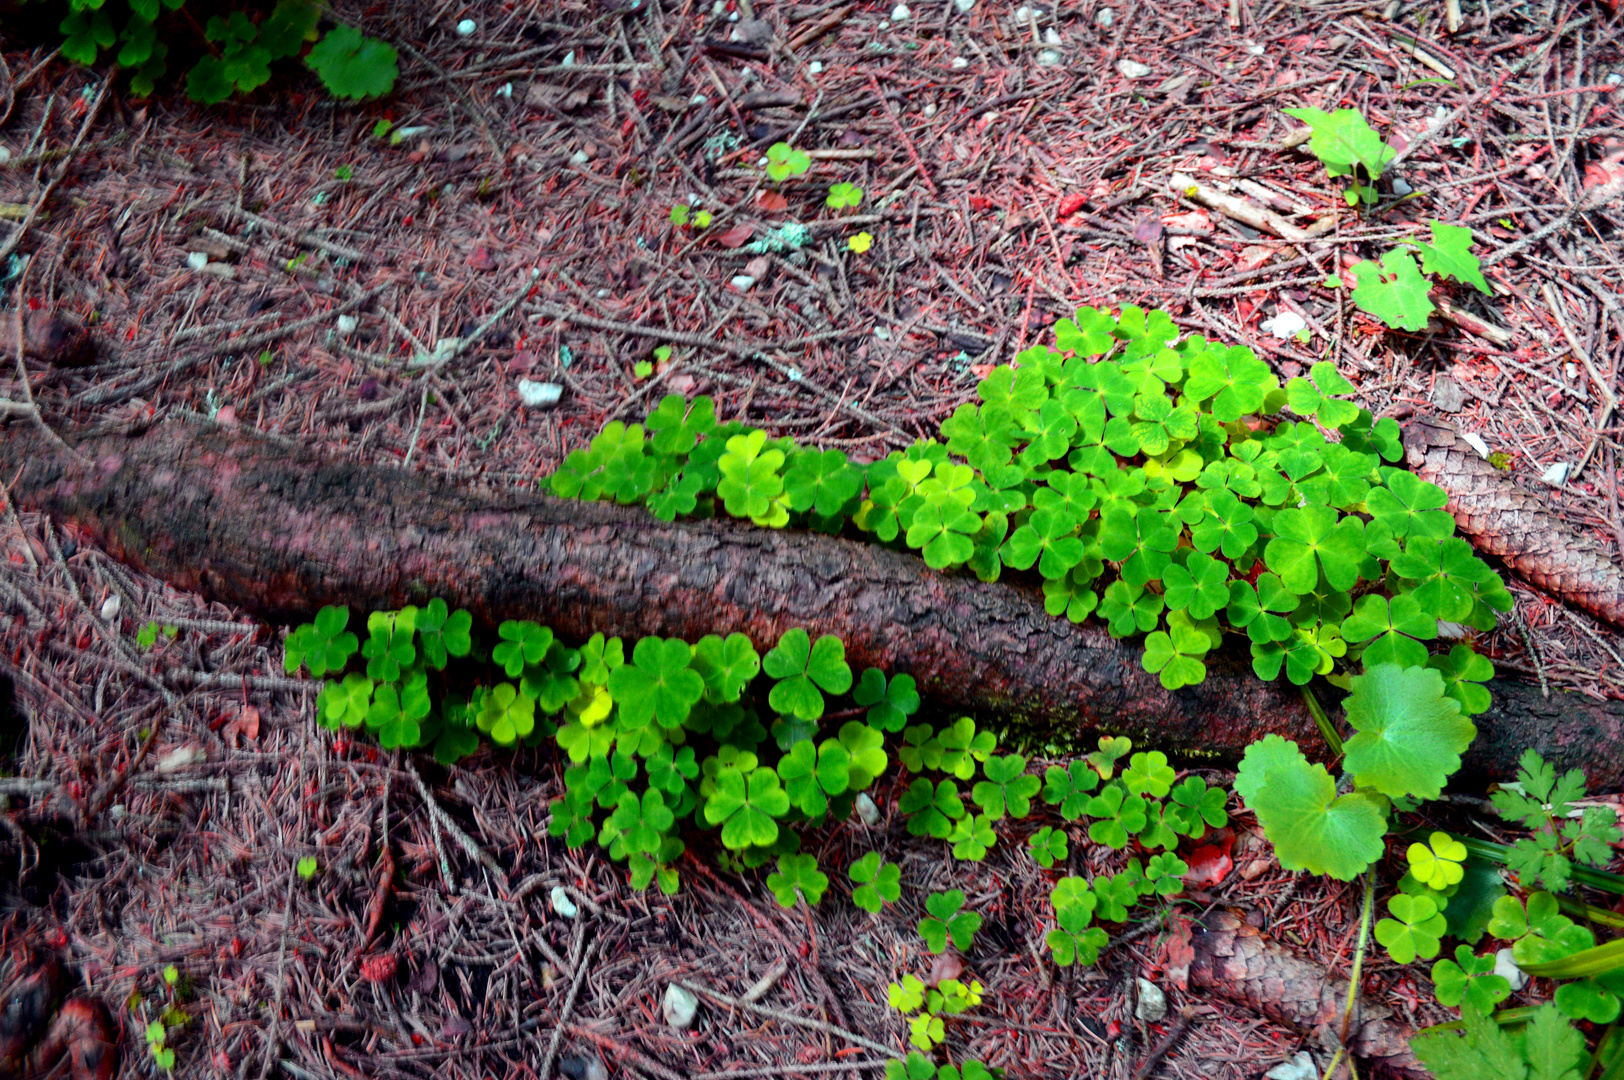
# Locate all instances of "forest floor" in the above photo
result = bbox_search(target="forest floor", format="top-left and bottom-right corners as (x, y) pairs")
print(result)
(2, 0), (1623, 1078)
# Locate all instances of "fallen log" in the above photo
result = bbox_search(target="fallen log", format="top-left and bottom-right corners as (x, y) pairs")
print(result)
(2, 417), (1622, 786)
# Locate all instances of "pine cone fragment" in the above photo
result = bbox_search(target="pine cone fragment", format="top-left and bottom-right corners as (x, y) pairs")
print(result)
(1404, 416), (1624, 630)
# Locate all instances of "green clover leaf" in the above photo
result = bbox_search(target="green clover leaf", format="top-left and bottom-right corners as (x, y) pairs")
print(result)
(776, 738), (847, 817)
(852, 668), (919, 732)
(1285, 361), (1362, 429)
(763, 628), (853, 721)
(941, 403), (1020, 473)
(907, 498), (982, 569)
(1143, 852), (1189, 896)
(1190, 490), (1258, 559)
(690, 632), (761, 704)
(766, 853), (828, 907)
(296, 855), (319, 880)
(1408, 831), (1468, 890)
(609, 789), (676, 856)
(849, 851), (902, 912)
(1431, 945), (1512, 1013)
(703, 766), (791, 849)
(1084, 782), (1147, 850)
(1099, 509), (1179, 588)
(1391, 536), (1498, 623)
(948, 813), (998, 860)
(286, 605), (359, 677)
(646, 743), (699, 795)
(1054, 306), (1118, 356)
(826, 181), (864, 209)
(716, 429), (787, 520)
(1343, 663), (1475, 801)
(607, 636), (706, 730)
(973, 754), (1041, 820)
(900, 778), (965, 838)
(1001, 506), (1085, 580)
(1375, 893), (1447, 965)
(783, 448), (863, 517)
(493, 620), (553, 678)
(1368, 468), (1455, 542)
(645, 394), (717, 455)
(936, 717), (997, 780)
(366, 674), (431, 748)
(1121, 751), (1176, 798)
(474, 681), (538, 745)
(1182, 339), (1276, 422)
(1427, 644), (1496, 716)
(1140, 624), (1209, 690)
(1099, 579), (1166, 638)
(317, 672), (374, 729)
(765, 141), (812, 182)
(1233, 735), (1386, 880)
(1160, 552), (1231, 620)
(1043, 761), (1100, 820)
(1341, 593), (1437, 668)
(1264, 504), (1366, 593)
(413, 598), (473, 669)
(919, 890), (983, 953)
(1167, 776), (1228, 839)
(1027, 825), (1069, 868)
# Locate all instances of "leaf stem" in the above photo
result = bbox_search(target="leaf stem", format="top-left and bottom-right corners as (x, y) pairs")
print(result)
(1301, 684), (1343, 758)
(1323, 863), (1377, 1080)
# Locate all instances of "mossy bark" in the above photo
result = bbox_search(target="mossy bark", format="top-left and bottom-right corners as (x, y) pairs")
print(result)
(3, 417), (1620, 787)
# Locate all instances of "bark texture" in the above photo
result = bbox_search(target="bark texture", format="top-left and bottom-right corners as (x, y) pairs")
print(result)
(2, 417), (1622, 786)
(1188, 910), (1421, 1078)
(1405, 414), (1624, 630)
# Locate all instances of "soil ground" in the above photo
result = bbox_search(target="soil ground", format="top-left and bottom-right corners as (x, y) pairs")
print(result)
(1, 1), (1623, 1078)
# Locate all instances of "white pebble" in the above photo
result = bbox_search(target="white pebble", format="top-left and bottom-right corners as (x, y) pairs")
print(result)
(496, 82), (513, 98)
(951, 56), (969, 69)
(663, 984), (700, 1028)
(1608, 73), (1623, 86)
(0, 147), (10, 165)
(455, 18), (476, 35)
(100, 594), (120, 621)
(1494, 948), (1529, 991)
(562, 50), (576, 67)
(712, 0), (726, 13)
(335, 314), (358, 335)
(550, 886), (579, 919)
(730, 275), (756, 291)
(1566, 361), (1579, 380)
(808, 61), (824, 74)
(1542, 461), (1570, 487)
(1391, 176), (1413, 195)
(891, 3), (910, 19)
(570, 149), (590, 165)
(1117, 59), (1152, 79)
(953, 0), (974, 11)
(1044, 27), (1062, 44)
(854, 792), (880, 826)
(1096, 6), (1115, 24)
(1264, 1052), (1319, 1080)
(1037, 48), (1062, 65)
(1460, 431), (1491, 459)
(187, 251), (209, 271)
(518, 380), (563, 407)
(1134, 978), (1167, 1022)
(1014, 5), (1031, 19)
(1246, 43), (1265, 55)
(922, 101), (937, 118)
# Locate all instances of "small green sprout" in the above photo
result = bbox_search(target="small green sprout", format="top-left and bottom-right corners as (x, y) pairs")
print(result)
(670, 204), (691, 226)
(136, 622), (180, 649)
(258, 349), (274, 366)
(918, 889), (982, 953)
(765, 142), (811, 182)
(1027, 825), (1068, 868)
(849, 851), (902, 912)
(146, 1020), (176, 1071)
(634, 361), (654, 379)
(373, 119), (394, 139)
(297, 856), (319, 880)
(162, 964), (179, 987)
(766, 853), (829, 907)
(826, 181), (863, 209)
(848, 231), (874, 254)
(335, 164), (354, 181)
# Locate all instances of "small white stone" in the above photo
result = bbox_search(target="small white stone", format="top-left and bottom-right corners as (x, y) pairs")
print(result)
(1134, 977), (1167, 1022)
(187, 251), (209, 271)
(1390, 176), (1413, 196)
(873, 326), (891, 340)
(855, 792), (881, 825)
(712, 0), (727, 14)
(517, 380), (563, 407)
(156, 744), (205, 774)
(497, 82), (513, 98)
(951, 56), (969, 69)
(335, 314), (358, 335)
(1608, 73), (1623, 86)
(455, 18), (476, 35)
(953, 0), (974, 11)
(1542, 461), (1571, 486)
(1096, 7), (1115, 25)
(1264, 1052), (1319, 1080)
(730, 274), (756, 291)
(100, 594), (120, 621)
(0, 147), (10, 165)
(890, 3), (910, 20)
(808, 61), (824, 74)
(1566, 361), (1579, 380)
(1494, 948), (1529, 991)
(1044, 27), (1062, 44)
(1460, 431), (1491, 459)
(1246, 43), (1265, 55)
(1014, 5), (1031, 20)
(922, 101), (937, 118)
(562, 50), (576, 67)
(1260, 310), (1307, 340)
(571, 149), (591, 165)
(1117, 59), (1152, 79)
(663, 983), (700, 1028)
(583, 1056), (609, 1080)
(729, 10), (740, 19)
(550, 886), (579, 919)
(1037, 48), (1063, 65)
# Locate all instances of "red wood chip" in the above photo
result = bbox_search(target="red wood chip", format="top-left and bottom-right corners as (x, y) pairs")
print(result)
(359, 952), (397, 983)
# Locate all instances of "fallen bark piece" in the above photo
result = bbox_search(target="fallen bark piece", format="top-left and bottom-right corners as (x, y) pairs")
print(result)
(2, 418), (1622, 785)
(1404, 415), (1624, 630)
(1188, 910), (1423, 1078)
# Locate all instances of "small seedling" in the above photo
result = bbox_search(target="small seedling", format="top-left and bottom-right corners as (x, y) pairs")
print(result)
(848, 232), (874, 254)
(826, 181), (863, 210)
(296, 856), (319, 880)
(373, 119), (394, 139)
(258, 349), (274, 367)
(335, 164), (354, 181)
(765, 142), (812, 183)
(136, 622), (180, 648)
(1282, 106), (1397, 207)
(918, 889), (982, 953)
(146, 1021), (175, 1071)
(634, 361), (654, 379)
